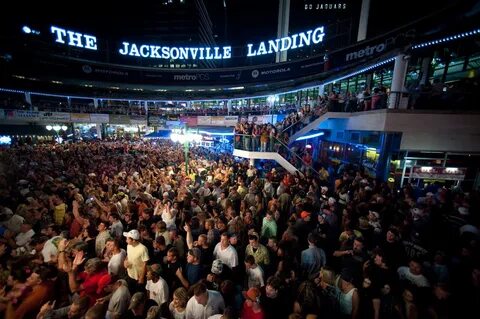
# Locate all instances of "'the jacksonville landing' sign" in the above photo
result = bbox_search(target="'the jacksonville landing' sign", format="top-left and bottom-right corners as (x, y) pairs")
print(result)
(50, 25), (325, 60)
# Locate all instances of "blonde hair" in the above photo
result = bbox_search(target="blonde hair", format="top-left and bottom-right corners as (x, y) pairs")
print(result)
(320, 268), (336, 286)
(173, 287), (189, 308)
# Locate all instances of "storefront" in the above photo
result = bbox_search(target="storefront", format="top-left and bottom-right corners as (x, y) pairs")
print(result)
(399, 151), (480, 191)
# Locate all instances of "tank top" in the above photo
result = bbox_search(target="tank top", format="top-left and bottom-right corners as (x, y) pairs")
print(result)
(339, 287), (357, 315)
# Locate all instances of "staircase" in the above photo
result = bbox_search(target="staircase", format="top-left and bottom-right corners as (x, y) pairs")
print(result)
(232, 135), (319, 176)
(232, 149), (299, 175)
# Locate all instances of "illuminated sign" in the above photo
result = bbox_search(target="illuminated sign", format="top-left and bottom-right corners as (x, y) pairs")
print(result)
(48, 25), (325, 60)
(50, 26), (97, 50)
(411, 166), (467, 180)
(247, 26), (325, 57)
(345, 43), (386, 62)
(118, 43), (232, 60)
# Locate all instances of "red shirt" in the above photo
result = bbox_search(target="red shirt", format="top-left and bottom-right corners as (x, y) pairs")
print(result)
(78, 270), (108, 306)
(241, 303), (265, 319)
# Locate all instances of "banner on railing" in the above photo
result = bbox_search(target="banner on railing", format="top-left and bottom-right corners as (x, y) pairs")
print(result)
(109, 115), (130, 124)
(39, 112), (71, 122)
(89, 114), (109, 123)
(148, 115), (166, 126)
(197, 116), (212, 126)
(3, 110), (72, 122)
(197, 115), (239, 126)
(179, 116), (198, 127)
(248, 114), (278, 125)
(224, 116), (239, 126)
(70, 113), (91, 123)
(130, 115), (148, 125)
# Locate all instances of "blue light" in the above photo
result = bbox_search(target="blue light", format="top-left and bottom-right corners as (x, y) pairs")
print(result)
(198, 130), (234, 136)
(22, 26), (31, 34)
(412, 28), (480, 51)
(295, 132), (324, 141)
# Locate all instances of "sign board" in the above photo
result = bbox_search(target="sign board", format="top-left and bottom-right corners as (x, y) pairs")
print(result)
(411, 166), (467, 181)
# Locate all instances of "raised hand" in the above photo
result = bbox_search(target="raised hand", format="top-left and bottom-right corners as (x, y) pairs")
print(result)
(72, 251), (85, 269)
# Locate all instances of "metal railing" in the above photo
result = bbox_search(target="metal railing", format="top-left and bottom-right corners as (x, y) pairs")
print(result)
(281, 108), (328, 134)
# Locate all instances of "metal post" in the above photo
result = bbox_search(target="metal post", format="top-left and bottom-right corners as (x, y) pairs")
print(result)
(400, 151), (408, 188)
(184, 140), (189, 175)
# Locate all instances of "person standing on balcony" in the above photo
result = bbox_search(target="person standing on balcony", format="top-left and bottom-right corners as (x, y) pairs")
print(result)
(243, 123), (252, 151)
(268, 125), (276, 152)
(260, 128), (269, 152)
(252, 125), (261, 152)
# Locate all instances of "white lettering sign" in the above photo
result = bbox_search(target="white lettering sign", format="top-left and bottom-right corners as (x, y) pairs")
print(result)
(118, 42), (232, 60)
(247, 26), (325, 57)
(51, 26), (97, 50)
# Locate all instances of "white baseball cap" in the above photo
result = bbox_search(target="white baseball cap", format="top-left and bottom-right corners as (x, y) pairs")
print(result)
(123, 229), (140, 240)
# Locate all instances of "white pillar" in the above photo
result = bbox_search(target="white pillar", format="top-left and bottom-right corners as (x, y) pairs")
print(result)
(389, 53), (409, 109)
(93, 98), (99, 109)
(227, 100), (232, 114)
(357, 0), (371, 41)
(318, 85), (325, 96)
(96, 123), (102, 140)
(25, 92), (32, 107)
(276, 0), (290, 63)
(249, 158), (255, 166)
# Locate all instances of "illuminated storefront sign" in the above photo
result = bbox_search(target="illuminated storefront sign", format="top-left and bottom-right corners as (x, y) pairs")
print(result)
(49, 25), (325, 60)
(411, 166), (467, 180)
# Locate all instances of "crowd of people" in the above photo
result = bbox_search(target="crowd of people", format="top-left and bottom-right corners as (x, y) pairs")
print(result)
(0, 139), (479, 319)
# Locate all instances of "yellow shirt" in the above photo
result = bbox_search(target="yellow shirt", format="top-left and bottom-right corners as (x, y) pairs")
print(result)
(126, 243), (150, 280)
(53, 203), (66, 225)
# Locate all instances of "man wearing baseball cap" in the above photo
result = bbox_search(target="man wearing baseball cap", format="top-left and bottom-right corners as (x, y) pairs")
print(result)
(123, 229), (149, 293)
(242, 287), (265, 318)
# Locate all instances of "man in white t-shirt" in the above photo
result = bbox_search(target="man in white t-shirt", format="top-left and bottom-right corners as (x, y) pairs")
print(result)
(213, 232), (238, 270)
(123, 229), (150, 292)
(244, 255), (265, 289)
(15, 222), (35, 247)
(145, 264), (169, 307)
(186, 283), (225, 319)
(107, 238), (126, 277)
(397, 259), (430, 288)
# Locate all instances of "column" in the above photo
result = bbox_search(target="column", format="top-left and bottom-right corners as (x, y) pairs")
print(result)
(276, 0), (290, 63)
(144, 101), (148, 116)
(249, 158), (255, 167)
(419, 57), (432, 85)
(96, 123), (102, 140)
(366, 73), (373, 90)
(319, 84), (325, 96)
(388, 53), (409, 109)
(357, 0), (371, 41)
(375, 133), (394, 182)
(227, 100), (232, 114)
(24, 92), (32, 110)
(71, 123), (76, 142)
(93, 98), (99, 110)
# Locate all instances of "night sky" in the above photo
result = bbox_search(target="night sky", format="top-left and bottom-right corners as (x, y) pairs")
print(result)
(0, 0), (466, 51)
